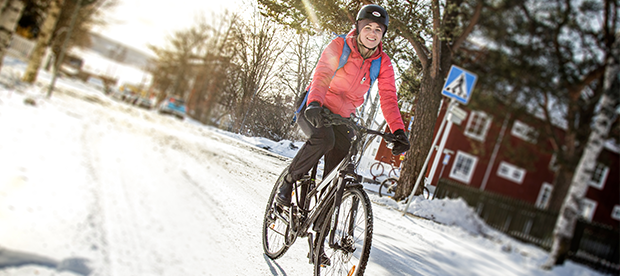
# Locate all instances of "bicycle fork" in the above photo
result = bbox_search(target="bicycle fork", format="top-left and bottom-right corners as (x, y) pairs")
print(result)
(328, 175), (346, 247)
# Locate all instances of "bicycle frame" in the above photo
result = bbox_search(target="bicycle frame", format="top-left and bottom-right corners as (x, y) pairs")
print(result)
(290, 115), (389, 248)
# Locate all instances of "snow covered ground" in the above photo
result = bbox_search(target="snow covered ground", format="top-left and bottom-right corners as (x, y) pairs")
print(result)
(0, 56), (605, 275)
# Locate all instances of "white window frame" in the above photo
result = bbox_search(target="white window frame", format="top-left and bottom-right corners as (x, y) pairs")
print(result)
(497, 161), (526, 184)
(580, 198), (597, 222)
(588, 163), (609, 190)
(449, 151), (478, 184)
(535, 182), (553, 209)
(612, 205), (620, 221)
(464, 111), (492, 142)
(511, 120), (537, 143)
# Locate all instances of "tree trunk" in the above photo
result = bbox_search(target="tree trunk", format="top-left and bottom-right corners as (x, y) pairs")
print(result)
(0, 0), (25, 70)
(394, 36), (454, 201)
(394, 67), (444, 201)
(542, 49), (619, 269)
(23, 0), (64, 83)
(548, 166), (574, 212)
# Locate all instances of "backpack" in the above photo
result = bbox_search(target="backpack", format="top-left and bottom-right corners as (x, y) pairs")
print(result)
(292, 34), (382, 123)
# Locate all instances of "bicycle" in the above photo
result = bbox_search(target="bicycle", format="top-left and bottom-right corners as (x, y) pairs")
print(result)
(262, 112), (398, 276)
(369, 156), (400, 180)
(379, 177), (431, 200)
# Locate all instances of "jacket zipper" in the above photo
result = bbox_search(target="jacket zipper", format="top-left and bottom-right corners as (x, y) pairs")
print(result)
(359, 60), (367, 85)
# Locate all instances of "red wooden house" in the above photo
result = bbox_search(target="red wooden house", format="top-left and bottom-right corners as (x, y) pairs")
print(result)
(375, 100), (619, 229)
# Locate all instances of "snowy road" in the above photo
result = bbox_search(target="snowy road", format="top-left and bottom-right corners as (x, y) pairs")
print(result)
(0, 82), (599, 276)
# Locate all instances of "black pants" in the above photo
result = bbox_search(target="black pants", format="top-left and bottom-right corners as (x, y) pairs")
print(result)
(288, 105), (353, 181)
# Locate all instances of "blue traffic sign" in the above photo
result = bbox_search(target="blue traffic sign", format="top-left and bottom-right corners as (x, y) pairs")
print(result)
(442, 65), (478, 105)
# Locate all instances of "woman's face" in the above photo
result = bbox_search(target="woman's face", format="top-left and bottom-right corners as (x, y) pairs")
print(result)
(358, 22), (383, 49)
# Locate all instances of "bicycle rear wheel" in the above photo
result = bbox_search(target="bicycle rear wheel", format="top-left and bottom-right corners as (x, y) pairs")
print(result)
(314, 186), (373, 276)
(262, 166), (292, 259)
(369, 162), (384, 179)
(379, 178), (398, 198)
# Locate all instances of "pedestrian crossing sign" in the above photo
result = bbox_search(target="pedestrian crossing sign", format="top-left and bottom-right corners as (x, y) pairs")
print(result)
(442, 65), (477, 105)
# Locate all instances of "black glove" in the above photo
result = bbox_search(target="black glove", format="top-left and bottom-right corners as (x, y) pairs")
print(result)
(391, 129), (410, 155)
(304, 101), (324, 128)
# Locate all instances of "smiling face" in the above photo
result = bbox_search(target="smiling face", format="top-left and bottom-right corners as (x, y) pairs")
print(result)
(358, 22), (384, 49)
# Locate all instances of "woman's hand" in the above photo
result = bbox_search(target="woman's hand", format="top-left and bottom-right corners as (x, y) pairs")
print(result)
(304, 101), (324, 128)
(391, 129), (410, 155)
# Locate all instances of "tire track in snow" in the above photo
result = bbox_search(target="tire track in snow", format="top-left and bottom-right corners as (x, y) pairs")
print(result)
(64, 92), (313, 275)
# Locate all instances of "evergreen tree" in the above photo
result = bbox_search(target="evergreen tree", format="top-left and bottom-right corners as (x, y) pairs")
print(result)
(462, 0), (618, 266)
(470, 0), (617, 215)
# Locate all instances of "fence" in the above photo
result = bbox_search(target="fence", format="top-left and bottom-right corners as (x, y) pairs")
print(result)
(435, 178), (620, 274)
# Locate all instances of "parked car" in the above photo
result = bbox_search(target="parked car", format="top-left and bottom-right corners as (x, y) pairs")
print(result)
(109, 87), (124, 101)
(158, 97), (186, 119)
(122, 91), (138, 104)
(135, 97), (155, 109)
(86, 77), (106, 93)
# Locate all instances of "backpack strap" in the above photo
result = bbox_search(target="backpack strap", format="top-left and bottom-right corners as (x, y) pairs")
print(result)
(367, 57), (381, 101)
(336, 34), (350, 75)
(293, 34), (350, 123)
(293, 34), (382, 122)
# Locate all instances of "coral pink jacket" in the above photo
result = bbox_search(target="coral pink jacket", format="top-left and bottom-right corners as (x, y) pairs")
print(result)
(307, 30), (405, 132)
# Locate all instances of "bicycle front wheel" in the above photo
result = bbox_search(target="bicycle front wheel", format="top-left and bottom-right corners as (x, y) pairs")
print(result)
(379, 178), (398, 198)
(314, 186), (373, 276)
(262, 166), (292, 259)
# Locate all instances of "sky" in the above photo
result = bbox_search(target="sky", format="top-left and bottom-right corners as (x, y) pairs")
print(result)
(93, 0), (247, 55)
(0, 55), (605, 276)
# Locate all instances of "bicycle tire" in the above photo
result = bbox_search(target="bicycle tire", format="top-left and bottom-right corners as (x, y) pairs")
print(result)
(314, 186), (373, 276)
(387, 167), (400, 179)
(423, 187), (431, 200)
(262, 166), (292, 259)
(369, 162), (384, 178)
(379, 178), (398, 198)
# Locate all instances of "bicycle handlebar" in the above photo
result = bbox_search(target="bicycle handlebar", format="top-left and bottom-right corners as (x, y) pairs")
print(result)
(321, 110), (397, 144)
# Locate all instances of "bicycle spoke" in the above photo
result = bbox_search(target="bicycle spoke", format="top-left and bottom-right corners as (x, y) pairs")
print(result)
(263, 166), (293, 259)
(315, 187), (372, 276)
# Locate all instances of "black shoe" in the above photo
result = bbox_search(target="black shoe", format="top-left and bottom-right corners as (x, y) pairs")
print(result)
(275, 176), (293, 207)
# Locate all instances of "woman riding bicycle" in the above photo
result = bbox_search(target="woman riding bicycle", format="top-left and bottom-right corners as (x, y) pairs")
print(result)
(276, 4), (410, 207)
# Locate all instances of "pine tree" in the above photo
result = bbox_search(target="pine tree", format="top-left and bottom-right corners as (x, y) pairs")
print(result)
(469, 0), (618, 217)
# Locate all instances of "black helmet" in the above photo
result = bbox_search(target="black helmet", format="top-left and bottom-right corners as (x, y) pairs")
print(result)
(356, 4), (389, 35)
